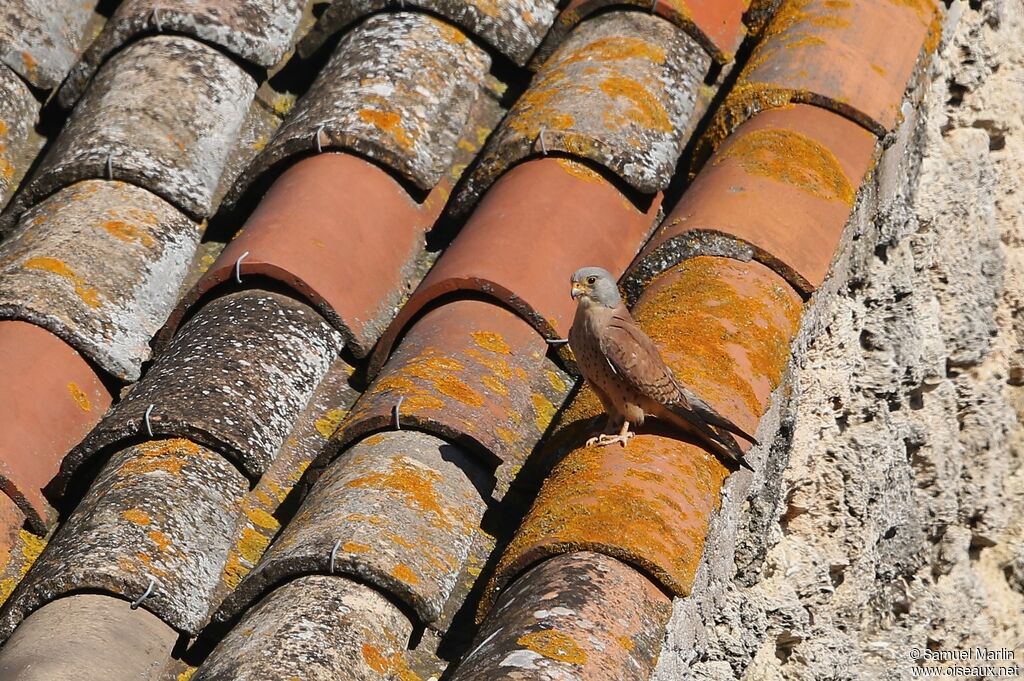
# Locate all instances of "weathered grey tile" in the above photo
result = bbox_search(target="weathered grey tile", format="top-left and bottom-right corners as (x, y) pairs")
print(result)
(0, 181), (200, 381)
(453, 11), (710, 214)
(0, 595), (177, 681)
(299, 0), (560, 66)
(217, 431), (487, 626)
(5, 36), (256, 229)
(58, 0), (305, 108)
(60, 290), (342, 490)
(0, 0), (97, 89)
(230, 11), (490, 201)
(196, 575), (414, 681)
(0, 65), (39, 210)
(0, 439), (248, 638)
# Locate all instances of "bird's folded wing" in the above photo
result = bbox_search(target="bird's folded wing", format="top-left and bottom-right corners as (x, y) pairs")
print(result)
(599, 309), (687, 407)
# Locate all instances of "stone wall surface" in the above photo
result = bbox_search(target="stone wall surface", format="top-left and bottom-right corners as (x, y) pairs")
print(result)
(653, 1), (1024, 678)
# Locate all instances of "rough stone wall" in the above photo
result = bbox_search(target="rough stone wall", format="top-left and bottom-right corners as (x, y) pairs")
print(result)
(653, 1), (1024, 678)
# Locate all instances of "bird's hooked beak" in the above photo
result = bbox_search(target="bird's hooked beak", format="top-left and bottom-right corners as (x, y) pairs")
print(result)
(571, 281), (586, 300)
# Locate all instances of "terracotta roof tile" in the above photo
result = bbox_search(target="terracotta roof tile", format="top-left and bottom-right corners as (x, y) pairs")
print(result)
(455, 11), (711, 212)
(57, 0), (307, 108)
(196, 575), (414, 681)
(0, 180), (201, 381)
(0, 595), (177, 680)
(452, 552), (672, 680)
(705, 0), (940, 146)
(166, 153), (438, 358)
(628, 103), (878, 295)
(0, 438), (247, 637)
(533, 0), (749, 67)
(3, 36), (258, 229)
(374, 157), (663, 377)
(218, 430), (488, 626)
(298, 0), (561, 66)
(232, 12), (492, 199)
(0, 0), (98, 90)
(58, 290), (342, 491)
(343, 294), (564, 473)
(0, 321), (111, 533)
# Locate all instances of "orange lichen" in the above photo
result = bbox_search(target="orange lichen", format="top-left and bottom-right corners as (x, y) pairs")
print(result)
(472, 330), (512, 354)
(559, 37), (666, 68)
(358, 109), (414, 150)
(114, 440), (199, 482)
(67, 382), (92, 412)
(546, 370), (568, 394)
(148, 530), (172, 553)
(635, 258), (801, 416)
(23, 257), (101, 308)
(362, 644), (389, 673)
(617, 634), (636, 651)
(600, 76), (672, 132)
(555, 158), (605, 184)
(481, 375), (508, 396)
(314, 407), (348, 439)
(532, 393), (557, 432)
(342, 541), (371, 553)
(121, 509), (151, 525)
(715, 128), (855, 205)
(496, 427), (518, 445)
(345, 459), (453, 530)
(517, 630), (588, 664)
(392, 563), (421, 585)
(101, 220), (155, 247)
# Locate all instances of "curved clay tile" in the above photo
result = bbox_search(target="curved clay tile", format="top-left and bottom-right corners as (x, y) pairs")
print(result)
(57, 0), (306, 108)
(298, 0), (560, 66)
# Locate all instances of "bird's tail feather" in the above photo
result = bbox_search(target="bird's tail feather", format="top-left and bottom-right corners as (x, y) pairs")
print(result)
(664, 402), (755, 472)
(679, 389), (760, 445)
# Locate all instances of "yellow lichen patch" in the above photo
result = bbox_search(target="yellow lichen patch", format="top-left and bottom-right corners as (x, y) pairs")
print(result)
(121, 509), (151, 525)
(403, 394), (447, 412)
(531, 393), (557, 432)
(546, 369), (568, 394)
(362, 643), (390, 673)
(555, 158), (605, 184)
(517, 630), (588, 664)
(67, 382), (92, 412)
(23, 257), (101, 308)
(716, 128), (854, 205)
(148, 529), (172, 553)
(245, 506), (279, 531)
(599, 76), (672, 132)
(177, 667), (196, 681)
(559, 36), (665, 68)
(385, 532), (416, 549)
(345, 459), (452, 530)
(101, 220), (156, 247)
(616, 634), (636, 651)
(271, 93), (296, 116)
(358, 109), (414, 150)
(496, 427), (518, 445)
(392, 563), (420, 585)
(314, 407), (348, 439)
(343, 541), (371, 553)
(481, 374), (508, 396)
(472, 330), (512, 354)
(115, 440), (199, 481)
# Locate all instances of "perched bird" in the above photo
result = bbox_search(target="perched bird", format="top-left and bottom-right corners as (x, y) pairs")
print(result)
(567, 266), (757, 471)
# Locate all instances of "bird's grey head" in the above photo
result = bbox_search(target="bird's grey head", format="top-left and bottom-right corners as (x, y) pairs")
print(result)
(571, 267), (621, 308)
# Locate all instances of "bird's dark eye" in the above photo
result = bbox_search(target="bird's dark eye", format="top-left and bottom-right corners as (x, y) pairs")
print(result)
(586, 276), (596, 285)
